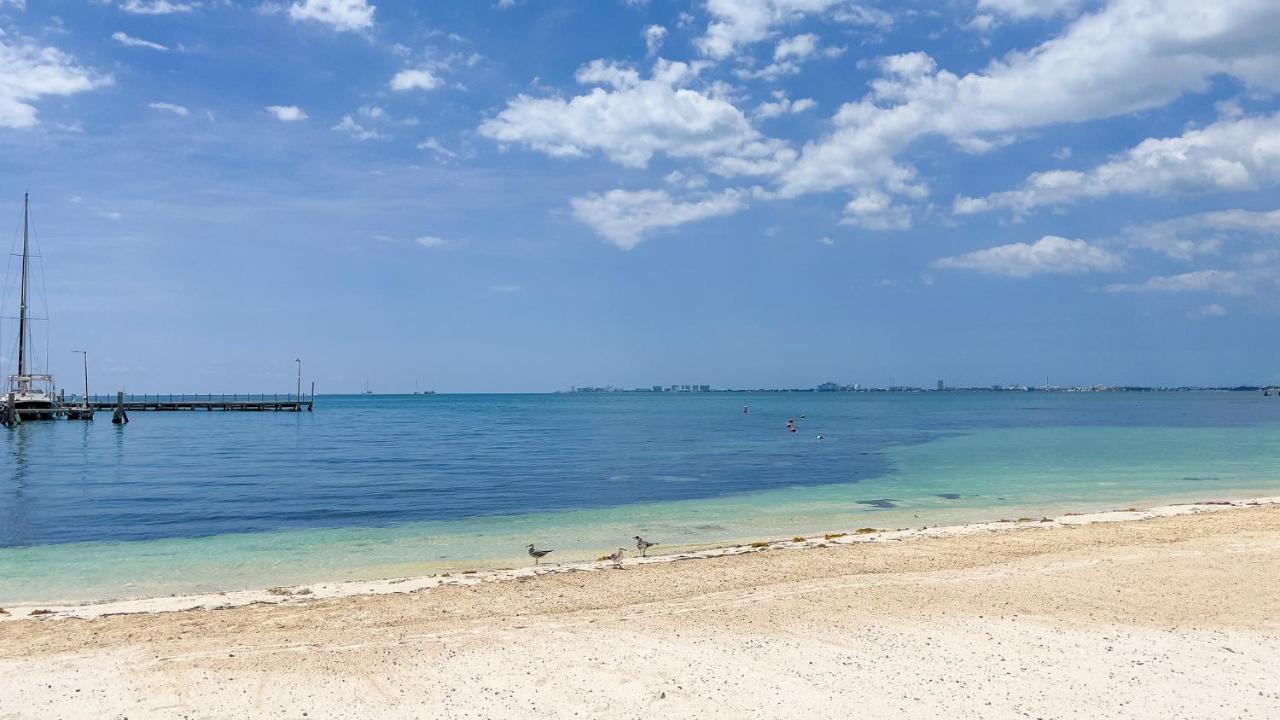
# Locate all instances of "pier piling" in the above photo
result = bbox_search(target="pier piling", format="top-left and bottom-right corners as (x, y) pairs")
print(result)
(112, 391), (129, 425)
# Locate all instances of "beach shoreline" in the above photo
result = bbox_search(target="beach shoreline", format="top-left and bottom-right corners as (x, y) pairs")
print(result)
(3, 494), (1276, 621)
(3, 496), (1279, 718)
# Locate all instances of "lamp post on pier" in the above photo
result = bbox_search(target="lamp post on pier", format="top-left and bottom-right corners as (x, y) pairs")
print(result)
(295, 358), (302, 403)
(71, 350), (89, 405)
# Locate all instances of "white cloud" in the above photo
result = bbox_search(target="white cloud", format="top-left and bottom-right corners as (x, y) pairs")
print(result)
(288, 0), (374, 32)
(643, 25), (667, 56)
(489, 284), (522, 293)
(417, 137), (458, 158)
(111, 31), (169, 51)
(0, 36), (110, 128)
(755, 91), (817, 119)
(697, 0), (880, 59)
(120, 0), (198, 14)
(779, 0), (1280, 226)
(569, 188), (747, 249)
(956, 113), (1280, 216)
(1193, 303), (1228, 317)
(832, 4), (893, 29)
(390, 68), (441, 92)
(737, 32), (843, 80)
(977, 0), (1084, 20)
(148, 101), (189, 116)
(479, 59), (793, 176)
(841, 189), (913, 230)
(416, 236), (448, 248)
(1105, 269), (1247, 295)
(1123, 208), (1280, 260)
(332, 115), (379, 140)
(818, 236), (834, 245)
(265, 105), (307, 121)
(932, 235), (1123, 277)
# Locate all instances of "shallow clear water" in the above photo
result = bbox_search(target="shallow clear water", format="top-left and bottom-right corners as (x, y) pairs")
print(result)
(3, 392), (1279, 603)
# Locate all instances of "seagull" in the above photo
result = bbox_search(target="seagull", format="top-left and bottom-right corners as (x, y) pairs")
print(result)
(816, 434), (824, 442)
(634, 535), (657, 557)
(608, 548), (625, 568)
(526, 544), (553, 565)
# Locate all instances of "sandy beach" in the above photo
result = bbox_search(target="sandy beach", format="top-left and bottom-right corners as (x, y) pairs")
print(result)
(2, 499), (1278, 719)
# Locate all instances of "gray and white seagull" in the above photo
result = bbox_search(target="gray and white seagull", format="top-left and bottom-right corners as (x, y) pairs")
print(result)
(633, 535), (657, 557)
(608, 548), (625, 569)
(526, 544), (553, 565)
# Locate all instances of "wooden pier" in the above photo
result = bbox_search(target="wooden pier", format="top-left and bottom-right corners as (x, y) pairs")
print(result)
(73, 393), (314, 412)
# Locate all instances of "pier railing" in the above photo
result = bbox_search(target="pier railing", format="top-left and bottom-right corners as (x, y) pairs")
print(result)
(75, 393), (311, 405)
(67, 393), (314, 412)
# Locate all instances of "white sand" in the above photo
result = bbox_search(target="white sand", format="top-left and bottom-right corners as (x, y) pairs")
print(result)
(2, 497), (1279, 719)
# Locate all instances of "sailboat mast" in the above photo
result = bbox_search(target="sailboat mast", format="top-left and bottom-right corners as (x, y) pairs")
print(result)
(17, 192), (30, 383)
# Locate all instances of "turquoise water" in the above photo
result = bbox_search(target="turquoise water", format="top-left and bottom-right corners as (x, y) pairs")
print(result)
(3, 392), (1279, 603)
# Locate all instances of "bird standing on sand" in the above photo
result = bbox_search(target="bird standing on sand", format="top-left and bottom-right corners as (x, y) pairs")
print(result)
(608, 548), (625, 568)
(526, 544), (553, 565)
(634, 535), (657, 557)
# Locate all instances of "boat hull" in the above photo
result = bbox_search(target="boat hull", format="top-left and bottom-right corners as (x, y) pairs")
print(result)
(14, 401), (60, 420)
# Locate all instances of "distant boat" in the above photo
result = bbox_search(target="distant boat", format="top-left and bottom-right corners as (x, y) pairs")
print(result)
(3, 194), (59, 423)
(364, 377), (373, 395)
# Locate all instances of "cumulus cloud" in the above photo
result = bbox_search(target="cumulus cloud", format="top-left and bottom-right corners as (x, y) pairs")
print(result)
(736, 32), (844, 80)
(697, 0), (881, 59)
(754, 90), (817, 119)
(479, 59), (793, 176)
(148, 101), (189, 116)
(569, 188), (747, 249)
(0, 36), (110, 128)
(956, 113), (1280, 216)
(390, 68), (441, 91)
(778, 0), (1280, 227)
(643, 25), (667, 56)
(332, 114), (379, 140)
(111, 31), (169, 51)
(932, 235), (1123, 277)
(288, 0), (374, 32)
(265, 105), (307, 121)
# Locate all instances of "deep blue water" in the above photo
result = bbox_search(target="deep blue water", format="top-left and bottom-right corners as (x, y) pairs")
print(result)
(3, 391), (1279, 548)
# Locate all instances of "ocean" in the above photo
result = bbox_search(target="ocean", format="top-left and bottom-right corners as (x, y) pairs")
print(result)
(3, 391), (1279, 603)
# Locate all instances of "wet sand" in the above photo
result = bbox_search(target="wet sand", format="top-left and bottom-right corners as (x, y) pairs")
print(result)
(2, 500), (1278, 718)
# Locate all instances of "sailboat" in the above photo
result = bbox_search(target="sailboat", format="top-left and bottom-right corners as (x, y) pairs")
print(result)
(4, 193), (60, 423)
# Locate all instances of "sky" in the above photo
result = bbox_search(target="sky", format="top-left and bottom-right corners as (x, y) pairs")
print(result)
(1, 0), (1278, 393)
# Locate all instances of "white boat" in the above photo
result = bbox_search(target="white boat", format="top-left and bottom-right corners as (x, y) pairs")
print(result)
(3, 193), (61, 424)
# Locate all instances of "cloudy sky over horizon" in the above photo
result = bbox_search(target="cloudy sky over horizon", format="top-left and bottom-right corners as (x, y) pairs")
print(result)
(1, 0), (1278, 392)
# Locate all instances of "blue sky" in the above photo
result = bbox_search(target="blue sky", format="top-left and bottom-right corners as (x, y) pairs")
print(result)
(1, 0), (1278, 392)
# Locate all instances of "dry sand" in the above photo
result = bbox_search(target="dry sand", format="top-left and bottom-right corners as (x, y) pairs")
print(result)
(2, 499), (1279, 719)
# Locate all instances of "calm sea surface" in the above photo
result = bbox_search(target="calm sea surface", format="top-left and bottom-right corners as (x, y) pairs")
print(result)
(3, 392), (1280, 602)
